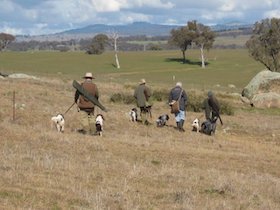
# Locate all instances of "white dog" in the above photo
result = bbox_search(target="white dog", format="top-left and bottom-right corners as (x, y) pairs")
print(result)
(51, 114), (65, 133)
(95, 114), (105, 136)
(129, 108), (138, 122)
(191, 118), (200, 133)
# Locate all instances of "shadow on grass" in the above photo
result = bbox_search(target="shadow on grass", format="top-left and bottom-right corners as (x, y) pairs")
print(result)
(165, 58), (209, 66)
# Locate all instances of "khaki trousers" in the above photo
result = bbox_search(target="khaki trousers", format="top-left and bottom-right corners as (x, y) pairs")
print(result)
(79, 111), (95, 134)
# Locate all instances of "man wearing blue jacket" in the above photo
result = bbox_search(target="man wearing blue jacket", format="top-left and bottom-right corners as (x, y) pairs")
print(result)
(169, 82), (188, 132)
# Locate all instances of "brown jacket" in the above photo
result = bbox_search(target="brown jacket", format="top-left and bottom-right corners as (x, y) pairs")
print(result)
(75, 80), (99, 112)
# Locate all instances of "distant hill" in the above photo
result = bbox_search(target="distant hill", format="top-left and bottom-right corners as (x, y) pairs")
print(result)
(57, 21), (253, 36)
(57, 22), (180, 37)
(15, 22), (253, 42)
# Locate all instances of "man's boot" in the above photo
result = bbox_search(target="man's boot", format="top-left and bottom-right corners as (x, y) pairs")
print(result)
(179, 120), (185, 132)
(141, 111), (147, 125)
(175, 121), (180, 130)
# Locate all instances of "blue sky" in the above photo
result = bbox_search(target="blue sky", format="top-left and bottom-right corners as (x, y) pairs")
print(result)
(1, 0), (280, 35)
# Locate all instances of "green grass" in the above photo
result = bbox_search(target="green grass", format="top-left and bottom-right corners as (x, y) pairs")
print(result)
(238, 107), (280, 115)
(0, 49), (264, 90)
(214, 35), (251, 46)
(127, 40), (168, 45)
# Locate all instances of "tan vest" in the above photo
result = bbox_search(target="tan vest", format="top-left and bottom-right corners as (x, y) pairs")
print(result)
(78, 81), (98, 110)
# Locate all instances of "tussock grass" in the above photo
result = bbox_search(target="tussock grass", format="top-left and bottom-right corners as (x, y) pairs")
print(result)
(110, 88), (235, 115)
(0, 77), (279, 209)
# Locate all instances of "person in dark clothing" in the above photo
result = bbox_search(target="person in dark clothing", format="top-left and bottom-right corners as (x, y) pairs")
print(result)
(168, 82), (188, 132)
(74, 72), (99, 135)
(134, 78), (152, 125)
(203, 91), (220, 122)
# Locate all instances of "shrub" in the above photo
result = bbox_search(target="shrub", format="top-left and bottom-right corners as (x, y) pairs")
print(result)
(110, 93), (136, 104)
(151, 89), (169, 102)
(220, 101), (234, 115)
(187, 91), (204, 112)
(123, 84), (137, 90)
(187, 91), (234, 115)
(110, 90), (234, 115)
(148, 44), (162, 51)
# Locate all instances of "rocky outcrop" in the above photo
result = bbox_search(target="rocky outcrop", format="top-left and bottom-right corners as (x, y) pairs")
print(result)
(242, 70), (280, 108)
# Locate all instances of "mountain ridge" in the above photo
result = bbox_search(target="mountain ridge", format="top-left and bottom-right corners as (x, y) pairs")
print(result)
(16, 22), (253, 42)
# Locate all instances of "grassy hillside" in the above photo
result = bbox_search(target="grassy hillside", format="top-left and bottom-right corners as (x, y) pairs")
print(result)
(214, 35), (251, 47)
(0, 50), (279, 209)
(0, 49), (263, 91)
(0, 74), (280, 209)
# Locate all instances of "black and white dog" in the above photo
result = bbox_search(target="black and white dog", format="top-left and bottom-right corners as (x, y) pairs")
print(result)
(200, 117), (218, 135)
(95, 114), (105, 136)
(156, 114), (169, 127)
(191, 118), (200, 133)
(129, 108), (138, 122)
(51, 114), (65, 133)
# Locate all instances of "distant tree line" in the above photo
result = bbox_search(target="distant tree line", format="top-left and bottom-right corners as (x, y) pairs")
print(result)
(3, 25), (252, 53)
(6, 34), (247, 53)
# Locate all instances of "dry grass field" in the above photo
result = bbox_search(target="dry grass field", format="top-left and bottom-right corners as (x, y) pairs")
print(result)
(0, 76), (280, 210)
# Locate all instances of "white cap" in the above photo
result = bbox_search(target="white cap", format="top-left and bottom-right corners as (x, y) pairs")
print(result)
(176, 82), (182, 87)
(83, 72), (94, 79)
(140, 78), (146, 84)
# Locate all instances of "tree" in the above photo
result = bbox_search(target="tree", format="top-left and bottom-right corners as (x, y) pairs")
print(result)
(0, 33), (15, 51)
(188, 21), (216, 68)
(87, 34), (108, 55)
(246, 18), (280, 72)
(168, 26), (194, 63)
(108, 31), (120, 69)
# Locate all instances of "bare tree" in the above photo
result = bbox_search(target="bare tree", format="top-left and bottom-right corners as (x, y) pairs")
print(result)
(109, 31), (120, 69)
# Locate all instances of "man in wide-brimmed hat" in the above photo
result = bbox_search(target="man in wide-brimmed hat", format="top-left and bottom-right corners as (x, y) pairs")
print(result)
(74, 72), (99, 135)
(134, 78), (152, 125)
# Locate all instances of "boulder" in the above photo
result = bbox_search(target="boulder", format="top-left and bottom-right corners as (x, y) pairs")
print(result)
(252, 92), (280, 108)
(242, 70), (280, 108)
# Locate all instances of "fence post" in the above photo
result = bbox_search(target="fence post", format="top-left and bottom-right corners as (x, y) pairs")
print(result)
(13, 91), (15, 122)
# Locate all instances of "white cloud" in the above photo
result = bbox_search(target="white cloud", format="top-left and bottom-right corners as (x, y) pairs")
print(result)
(1, 0), (280, 35)
(165, 18), (178, 25)
(90, 0), (125, 12)
(264, 10), (280, 19)
(23, 9), (38, 21)
(132, 0), (174, 9)
(0, 25), (23, 35)
(219, 1), (236, 12)
(119, 12), (151, 23)
(89, 0), (173, 12)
